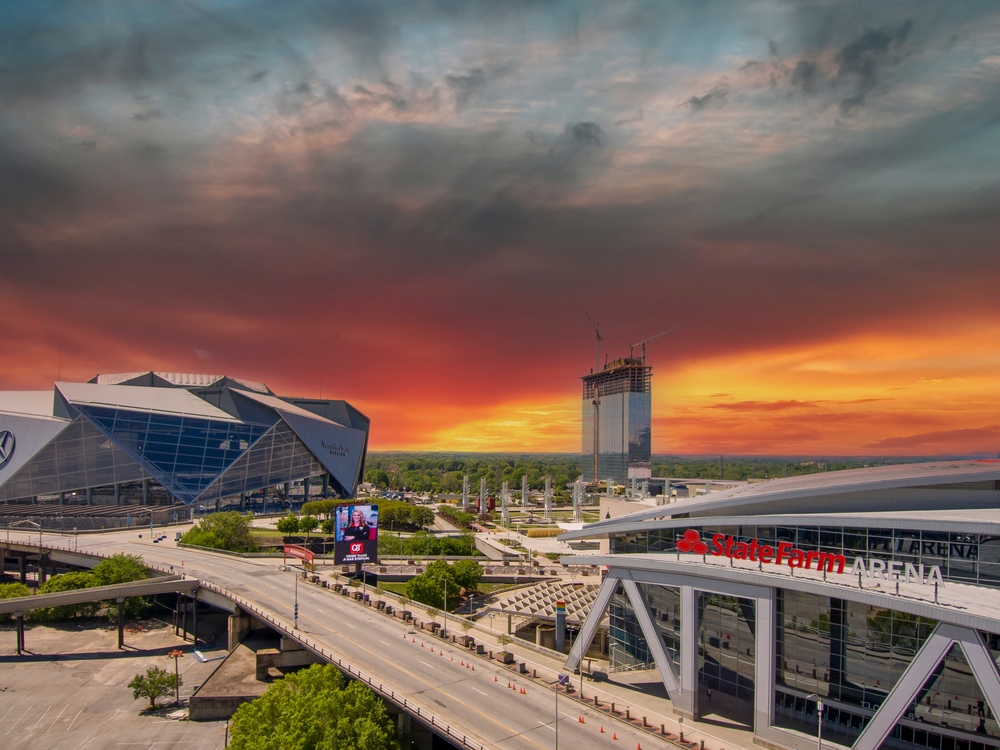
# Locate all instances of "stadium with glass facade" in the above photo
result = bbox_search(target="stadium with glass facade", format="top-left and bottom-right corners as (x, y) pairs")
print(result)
(560, 460), (1000, 750)
(0, 372), (369, 512)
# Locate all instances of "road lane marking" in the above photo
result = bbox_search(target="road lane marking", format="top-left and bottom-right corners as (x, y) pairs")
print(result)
(380, 640), (391, 645)
(345, 622), (355, 628)
(419, 660), (435, 669)
(473, 688), (488, 696)
(65, 705), (86, 732)
(46, 704), (68, 732)
(536, 721), (556, 732)
(5, 706), (33, 735)
(28, 704), (52, 732)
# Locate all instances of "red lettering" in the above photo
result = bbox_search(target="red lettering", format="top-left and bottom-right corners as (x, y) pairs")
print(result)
(817, 553), (846, 574)
(350, 542), (363, 554)
(789, 549), (805, 568)
(733, 542), (749, 560)
(724, 537), (735, 556)
(760, 545), (774, 564)
(776, 541), (792, 565)
(805, 551), (820, 570)
(710, 534), (726, 556)
(748, 540), (760, 562)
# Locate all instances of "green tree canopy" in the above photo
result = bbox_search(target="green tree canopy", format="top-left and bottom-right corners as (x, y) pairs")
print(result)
(299, 515), (319, 537)
(181, 511), (258, 552)
(92, 553), (148, 586)
(28, 571), (98, 621)
(276, 513), (300, 535)
(128, 666), (182, 709)
(229, 664), (398, 750)
(1, 582), (32, 622)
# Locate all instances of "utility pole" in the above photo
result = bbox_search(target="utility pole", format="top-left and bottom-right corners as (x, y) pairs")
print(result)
(544, 477), (552, 520)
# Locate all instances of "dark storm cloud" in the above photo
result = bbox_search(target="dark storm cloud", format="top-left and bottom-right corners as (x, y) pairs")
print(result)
(836, 19), (913, 113)
(568, 122), (603, 145)
(614, 110), (644, 127)
(790, 60), (824, 93)
(682, 86), (729, 111)
(445, 69), (486, 109)
(133, 109), (166, 121)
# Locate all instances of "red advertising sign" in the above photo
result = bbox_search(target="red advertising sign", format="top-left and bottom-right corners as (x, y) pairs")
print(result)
(284, 544), (314, 564)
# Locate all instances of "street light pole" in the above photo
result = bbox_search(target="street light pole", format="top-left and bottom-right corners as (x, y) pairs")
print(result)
(807, 693), (824, 750)
(443, 577), (448, 637)
(294, 565), (299, 629)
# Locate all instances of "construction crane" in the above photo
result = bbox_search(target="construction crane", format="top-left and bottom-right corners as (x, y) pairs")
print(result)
(630, 325), (682, 364)
(585, 312), (603, 371)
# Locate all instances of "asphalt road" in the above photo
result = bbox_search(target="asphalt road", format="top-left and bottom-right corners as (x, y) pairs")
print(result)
(9, 529), (670, 750)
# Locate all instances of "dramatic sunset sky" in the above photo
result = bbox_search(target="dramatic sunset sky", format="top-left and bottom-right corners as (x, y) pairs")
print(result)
(2, 2), (999, 455)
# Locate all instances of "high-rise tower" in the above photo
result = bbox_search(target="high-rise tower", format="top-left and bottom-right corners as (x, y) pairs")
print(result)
(581, 357), (651, 485)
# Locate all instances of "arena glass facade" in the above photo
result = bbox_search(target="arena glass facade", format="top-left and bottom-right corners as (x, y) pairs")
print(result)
(561, 461), (1000, 750)
(0, 372), (369, 508)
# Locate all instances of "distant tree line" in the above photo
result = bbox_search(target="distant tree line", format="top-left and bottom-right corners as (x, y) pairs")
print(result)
(363, 453), (579, 497)
(363, 453), (928, 492)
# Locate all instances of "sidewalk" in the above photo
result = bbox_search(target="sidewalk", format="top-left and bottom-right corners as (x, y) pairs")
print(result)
(337, 574), (757, 750)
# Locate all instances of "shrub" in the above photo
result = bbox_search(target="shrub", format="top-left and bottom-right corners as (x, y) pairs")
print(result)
(181, 511), (257, 552)
(0, 582), (31, 622)
(526, 528), (560, 538)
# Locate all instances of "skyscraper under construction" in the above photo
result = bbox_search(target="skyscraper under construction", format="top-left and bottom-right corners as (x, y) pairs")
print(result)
(581, 357), (651, 485)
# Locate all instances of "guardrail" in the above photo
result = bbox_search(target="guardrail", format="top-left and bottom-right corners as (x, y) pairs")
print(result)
(198, 580), (491, 750)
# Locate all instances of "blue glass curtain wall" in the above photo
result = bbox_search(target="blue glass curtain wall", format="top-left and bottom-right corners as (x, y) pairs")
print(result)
(78, 406), (269, 504)
(0, 415), (147, 501)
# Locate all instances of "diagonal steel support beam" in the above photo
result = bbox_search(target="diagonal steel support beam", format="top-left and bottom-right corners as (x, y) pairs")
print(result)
(565, 573), (619, 672)
(953, 628), (1000, 730)
(622, 578), (681, 699)
(852, 623), (965, 750)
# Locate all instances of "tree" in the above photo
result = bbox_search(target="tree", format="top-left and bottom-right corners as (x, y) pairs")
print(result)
(0, 582), (31, 622)
(229, 663), (398, 750)
(181, 511), (257, 552)
(28, 571), (98, 621)
(450, 560), (483, 593)
(91, 552), (152, 620)
(320, 518), (336, 535)
(497, 633), (514, 656)
(128, 666), (182, 709)
(276, 513), (300, 535)
(298, 515), (318, 538)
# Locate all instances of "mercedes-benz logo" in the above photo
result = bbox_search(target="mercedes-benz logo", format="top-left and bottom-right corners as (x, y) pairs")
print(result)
(0, 430), (14, 469)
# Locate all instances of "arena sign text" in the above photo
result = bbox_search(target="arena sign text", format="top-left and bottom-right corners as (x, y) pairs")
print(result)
(676, 530), (943, 585)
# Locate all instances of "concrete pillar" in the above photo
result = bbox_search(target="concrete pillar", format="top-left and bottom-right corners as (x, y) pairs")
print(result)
(240, 493), (246, 513)
(678, 585), (700, 718)
(192, 599), (198, 647)
(303, 477), (310, 503)
(142, 479), (149, 506)
(555, 600), (566, 653)
(114, 483), (121, 506)
(38, 558), (47, 586)
(59, 492), (65, 508)
(755, 588), (775, 734)
(86, 487), (93, 505)
(117, 597), (125, 649)
(15, 612), (24, 654)
(322, 475), (329, 497)
(18, 553), (26, 585)
(283, 482), (291, 502)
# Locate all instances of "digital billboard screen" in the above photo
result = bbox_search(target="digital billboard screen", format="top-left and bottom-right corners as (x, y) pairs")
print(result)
(334, 504), (378, 564)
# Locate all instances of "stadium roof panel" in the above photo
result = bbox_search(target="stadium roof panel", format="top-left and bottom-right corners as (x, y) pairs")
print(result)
(561, 459), (1000, 540)
(0, 391), (66, 421)
(56, 381), (240, 422)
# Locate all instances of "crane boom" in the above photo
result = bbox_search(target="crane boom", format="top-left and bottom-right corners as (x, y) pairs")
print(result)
(585, 312), (603, 371)
(631, 324), (682, 364)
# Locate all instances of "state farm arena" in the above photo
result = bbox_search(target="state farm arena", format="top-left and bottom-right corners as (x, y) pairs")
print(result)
(560, 460), (1000, 750)
(0, 373), (369, 529)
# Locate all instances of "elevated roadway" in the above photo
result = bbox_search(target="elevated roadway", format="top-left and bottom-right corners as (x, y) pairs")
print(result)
(2, 529), (676, 750)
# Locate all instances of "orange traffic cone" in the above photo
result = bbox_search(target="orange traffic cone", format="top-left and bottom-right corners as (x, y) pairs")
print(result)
(472, 665), (475, 671)
(421, 642), (424, 648)
(578, 716), (585, 723)
(600, 726), (605, 734)
(402, 632), (407, 638)
(508, 682), (512, 688)
(637, 744), (641, 750)
(612, 732), (617, 740)
(430, 647), (434, 653)
(494, 676), (498, 682)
